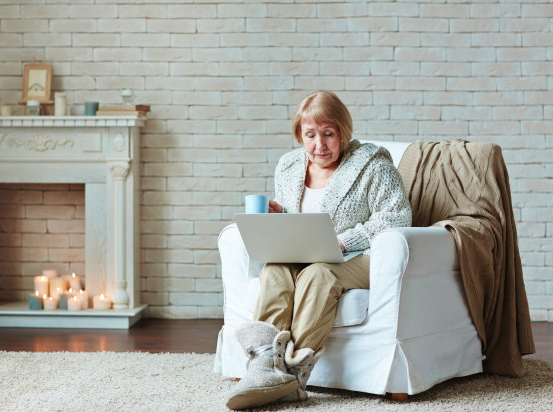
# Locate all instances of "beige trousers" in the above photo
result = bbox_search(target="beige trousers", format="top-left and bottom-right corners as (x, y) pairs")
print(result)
(253, 255), (371, 352)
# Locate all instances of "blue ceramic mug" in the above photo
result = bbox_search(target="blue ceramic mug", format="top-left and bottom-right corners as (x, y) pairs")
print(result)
(85, 102), (99, 116)
(245, 195), (269, 213)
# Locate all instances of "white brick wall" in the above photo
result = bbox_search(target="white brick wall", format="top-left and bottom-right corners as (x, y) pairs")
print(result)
(0, 0), (551, 321)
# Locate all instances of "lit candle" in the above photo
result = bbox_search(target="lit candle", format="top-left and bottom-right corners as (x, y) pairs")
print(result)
(29, 291), (43, 310)
(79, 290), (89, 309)
(59, 288), (74, 310)
(59, 294), (68, 310)
(43, 296), (58, 311)
(68, 295), (82, 311)
(42, 269), (58, 280)
(52, 286), (64, 300)
(62, 274), (74, 290)
(69, 273), (82, 291)
(50, 277), (67, 298)
(93, 294), (111, 310)
(33, 276), (49, 296)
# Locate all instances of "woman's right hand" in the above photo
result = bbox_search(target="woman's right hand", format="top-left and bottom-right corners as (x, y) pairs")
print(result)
(269, 199), (283, 213)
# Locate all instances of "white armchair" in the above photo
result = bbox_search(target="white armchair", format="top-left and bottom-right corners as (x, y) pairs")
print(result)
(214, 141), (484, 396)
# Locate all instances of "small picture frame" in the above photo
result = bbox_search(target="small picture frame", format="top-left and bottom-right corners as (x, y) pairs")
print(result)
(20, 57), (53, 104)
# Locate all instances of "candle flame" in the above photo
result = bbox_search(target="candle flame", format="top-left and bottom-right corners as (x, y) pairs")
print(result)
(72, 273), (76, 278)
(35, 291), (40, 296)
(100, 294), (105, 299)
(43, 294), (47, 299)
(41, 276), (46, 281)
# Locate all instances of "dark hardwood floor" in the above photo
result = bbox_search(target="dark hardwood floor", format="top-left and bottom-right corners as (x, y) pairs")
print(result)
(0, 319), (552, 366)
(528, 321), (553, 365)
(0, 319), (223, 354)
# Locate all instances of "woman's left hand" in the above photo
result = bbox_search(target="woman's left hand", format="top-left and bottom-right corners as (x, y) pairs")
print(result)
(338, 238), (345, 252)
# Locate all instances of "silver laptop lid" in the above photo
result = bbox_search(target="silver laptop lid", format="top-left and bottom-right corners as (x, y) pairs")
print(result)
(234, 213), (346, 263)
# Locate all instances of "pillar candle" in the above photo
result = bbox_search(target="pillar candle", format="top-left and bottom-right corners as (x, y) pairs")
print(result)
(78, 290), (89, 309)
(93, 294), (111, 310)
(54, 92), (67, 116)
(67, 295), (82, 311)
(59, 293), (69, 310)
(0, 105), (11, 116)
(62, 288), (76, 308)
(69, 273), (82, 291)
(62, 274), (73, 286)
(51, 286), (63, 299)
(43, 296), (58, 311)
(42, 269), (57, 280)
(29, 291), (43, 310)
(33, 276), (49, 297)
(50, 277), (67, 298)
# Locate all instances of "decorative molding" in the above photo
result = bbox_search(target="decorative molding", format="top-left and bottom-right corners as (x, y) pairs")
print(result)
(7, 135), (74, 152)
(0, 116), (145, 128)
(109, 162), (130, 179)
(113, 132), (125, 152)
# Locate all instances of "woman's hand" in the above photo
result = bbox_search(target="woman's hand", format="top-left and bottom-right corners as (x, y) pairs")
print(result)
(269, 199), (283, 213)
(338, 238), (345, 253)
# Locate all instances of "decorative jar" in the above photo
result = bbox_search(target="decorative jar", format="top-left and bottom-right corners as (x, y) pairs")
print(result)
(26, 100), (41, 116)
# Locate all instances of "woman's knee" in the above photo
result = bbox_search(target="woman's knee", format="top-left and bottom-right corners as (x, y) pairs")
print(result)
(298, 263), (338, 286)
(259, 263), (296, 290)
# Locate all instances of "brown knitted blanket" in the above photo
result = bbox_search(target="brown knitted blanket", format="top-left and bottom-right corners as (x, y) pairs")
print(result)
(398, 139), (535, 377)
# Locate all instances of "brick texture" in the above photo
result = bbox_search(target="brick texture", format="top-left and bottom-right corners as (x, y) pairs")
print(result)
(0, 0), (551, 321)
(0, 184), (85, 302)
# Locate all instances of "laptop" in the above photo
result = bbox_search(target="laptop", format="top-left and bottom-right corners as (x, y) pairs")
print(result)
(234, 213), (364, 263)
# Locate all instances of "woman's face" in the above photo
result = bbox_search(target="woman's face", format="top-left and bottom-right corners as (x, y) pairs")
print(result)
(301, 119), (342, 170)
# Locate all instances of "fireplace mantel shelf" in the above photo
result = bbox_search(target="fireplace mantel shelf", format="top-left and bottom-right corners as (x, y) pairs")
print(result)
(0, 115), (145, 128)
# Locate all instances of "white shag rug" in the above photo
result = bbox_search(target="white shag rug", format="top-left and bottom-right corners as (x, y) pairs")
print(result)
(1, 351), (552, 412)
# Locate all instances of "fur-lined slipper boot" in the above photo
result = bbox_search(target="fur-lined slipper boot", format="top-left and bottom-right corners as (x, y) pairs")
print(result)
(226, 321), (298, 410)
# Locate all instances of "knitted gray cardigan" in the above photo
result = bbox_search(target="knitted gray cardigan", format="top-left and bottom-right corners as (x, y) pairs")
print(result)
(274, 140), (412, 255)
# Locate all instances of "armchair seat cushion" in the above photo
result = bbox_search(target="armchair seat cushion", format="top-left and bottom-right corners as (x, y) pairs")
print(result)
(333, 289), (370, 327)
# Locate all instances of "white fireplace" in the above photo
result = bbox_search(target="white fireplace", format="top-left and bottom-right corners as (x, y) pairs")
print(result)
(0, 116), (146, 328)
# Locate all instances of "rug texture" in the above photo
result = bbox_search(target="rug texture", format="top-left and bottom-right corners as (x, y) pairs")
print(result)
(0, 351), (551, 412)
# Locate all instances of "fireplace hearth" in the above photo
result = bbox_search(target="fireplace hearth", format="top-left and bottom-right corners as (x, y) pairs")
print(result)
(0, 116), (146, 328)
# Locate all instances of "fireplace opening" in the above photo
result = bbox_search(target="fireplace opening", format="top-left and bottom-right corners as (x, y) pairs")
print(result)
(0, 183), (85, 303)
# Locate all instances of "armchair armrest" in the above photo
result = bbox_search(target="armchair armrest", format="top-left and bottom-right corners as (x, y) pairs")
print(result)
(381, 227), (459, 274)
(218, 223), (264, 323)
(369, 227), (470, 341)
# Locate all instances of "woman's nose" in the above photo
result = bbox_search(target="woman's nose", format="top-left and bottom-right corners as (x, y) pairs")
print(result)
(315, 134), (326, 148)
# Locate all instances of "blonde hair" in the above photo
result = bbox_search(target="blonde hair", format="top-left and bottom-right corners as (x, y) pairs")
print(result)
(292, 91), (353, 151)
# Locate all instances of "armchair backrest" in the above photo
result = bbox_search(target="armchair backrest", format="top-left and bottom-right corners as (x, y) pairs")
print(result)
(359, 140), (411, 169)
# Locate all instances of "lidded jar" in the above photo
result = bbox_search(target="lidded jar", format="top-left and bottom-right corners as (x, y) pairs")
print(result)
(26, 99), (41, 116)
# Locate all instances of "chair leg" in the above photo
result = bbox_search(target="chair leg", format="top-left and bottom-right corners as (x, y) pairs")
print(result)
(391, 393), (408, 402)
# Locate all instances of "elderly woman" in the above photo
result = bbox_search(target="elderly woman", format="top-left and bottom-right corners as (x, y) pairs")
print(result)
(226, 91), (412, 410)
